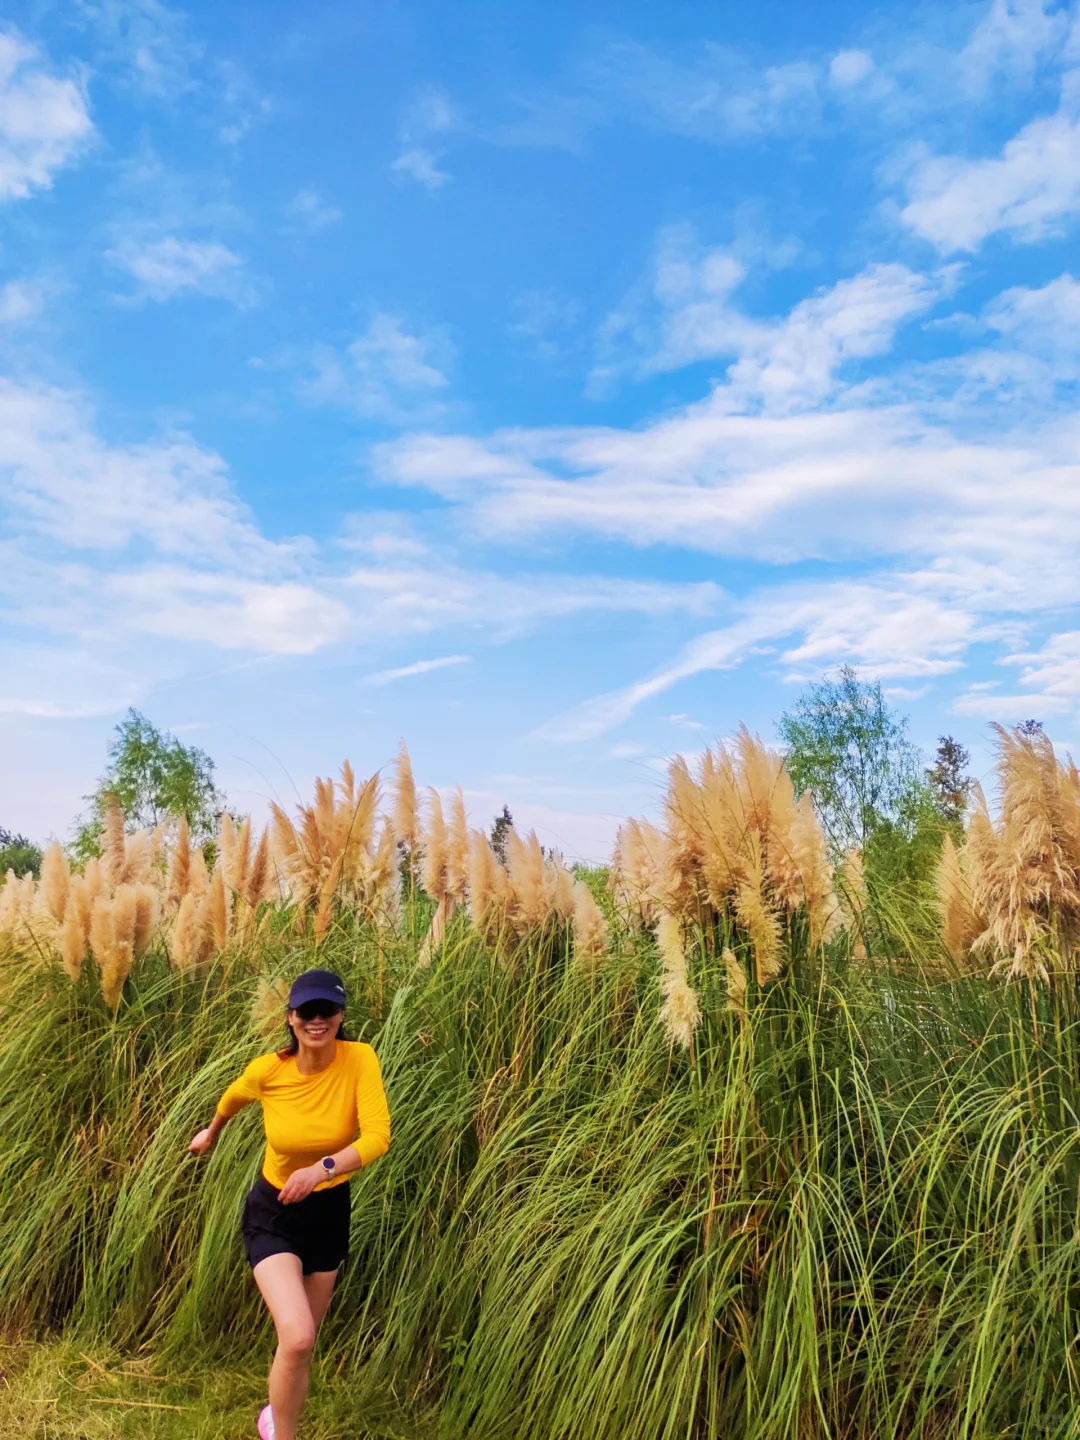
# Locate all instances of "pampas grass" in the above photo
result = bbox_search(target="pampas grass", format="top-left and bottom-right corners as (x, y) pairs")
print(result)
(571, 879), (608, 967)
(942, 725), (1080, 979)
(393, 740), (419, 854)
(40, 842), (68, 924)
(618, 727), (839, 1034)
(655, 908), (701, 1050)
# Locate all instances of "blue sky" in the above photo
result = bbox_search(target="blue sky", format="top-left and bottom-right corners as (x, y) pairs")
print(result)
(2, 0), (1080, 859)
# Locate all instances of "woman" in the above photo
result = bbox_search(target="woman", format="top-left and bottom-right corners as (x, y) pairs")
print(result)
(189, 967), (391, 1440)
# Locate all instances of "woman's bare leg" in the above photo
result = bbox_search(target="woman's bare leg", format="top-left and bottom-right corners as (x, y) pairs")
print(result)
(253, 1253), (316, 1440)
(303, 1269), (339, 1334)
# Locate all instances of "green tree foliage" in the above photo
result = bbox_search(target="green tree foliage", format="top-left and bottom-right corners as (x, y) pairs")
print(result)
(778, 666), (924, 853)
(0, 827), (42, 878)
(926, 735), (973, 824)
(780, 668), (951, 953)
(71, 710), (224, 861)
(489, 805), (514, 866)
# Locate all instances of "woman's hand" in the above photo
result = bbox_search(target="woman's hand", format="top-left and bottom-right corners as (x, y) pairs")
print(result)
(188, 1127), (215, 1158)
(277, 1164), (325, 1205)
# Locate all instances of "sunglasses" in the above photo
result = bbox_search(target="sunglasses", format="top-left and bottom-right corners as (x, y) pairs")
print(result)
(294, 1000), (344, 1021)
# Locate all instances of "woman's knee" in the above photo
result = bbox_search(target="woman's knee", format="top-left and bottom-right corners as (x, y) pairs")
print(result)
(276, 1317), (316, 1358)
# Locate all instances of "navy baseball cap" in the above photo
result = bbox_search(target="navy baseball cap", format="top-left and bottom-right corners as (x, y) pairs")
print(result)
(288, 968), (347, 1010)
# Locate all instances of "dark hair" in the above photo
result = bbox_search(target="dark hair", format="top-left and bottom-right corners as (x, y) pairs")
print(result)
(280, 1008), (352, 1057)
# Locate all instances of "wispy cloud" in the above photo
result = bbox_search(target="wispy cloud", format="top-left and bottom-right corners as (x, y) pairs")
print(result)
(590, 39), (822, 143)
(0, 278), (49, 327)
(958, 0), (1069, 94)
(0, 28), (93, 201)
(901, 100), (1080, 252)
(364, 654), (472, 685)
(392, 86), (459, 189)
(592, 228), (940, 395)
(75, 0), (203, 100)
(533, 580), (976, 742)
(284, 188), (342, 232)
(300, 314), (452, 423)
(106, 234), (253, 305)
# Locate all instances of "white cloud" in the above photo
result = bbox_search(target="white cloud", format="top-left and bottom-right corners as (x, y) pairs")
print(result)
(995, 630), (1080, 708)
(301, 314), (452, 423)
(829, 50), (875, 88)
(901, 106), (1080, 252)
(76, 0), (202, 99)
(594, 40), (821, 142)
(952, 689), (1072, 716)
(104, 569), (350, 653)
(959, 0), (1067, 92)
(393, 87), (458, 188)
(511, 287), (582, 357)
(364, 654), (472, 685)
(0, 378), (288, 563)
(592, 234), (941, 399)
(724, 263), (942, 408)
(0, 29), (93, 201)
(668, 713), (706, 730)
(106, 234), (251, 304)
(983, 272), (1080, 361)
(0, 278), (47, 326)
(392, 148), (451, 189)
(284, 188), (342, 232)
(342, 544), (721, 639)
(534, 580), (976, 741)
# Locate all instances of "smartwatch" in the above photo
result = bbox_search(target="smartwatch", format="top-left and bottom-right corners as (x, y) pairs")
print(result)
(321, 1156), (336, 1178)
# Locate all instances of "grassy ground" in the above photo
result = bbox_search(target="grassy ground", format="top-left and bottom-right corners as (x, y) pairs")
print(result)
(0, 1341), (424, 1439)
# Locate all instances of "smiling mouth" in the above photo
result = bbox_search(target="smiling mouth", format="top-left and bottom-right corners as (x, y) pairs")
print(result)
(305, 1024), (329, 1037)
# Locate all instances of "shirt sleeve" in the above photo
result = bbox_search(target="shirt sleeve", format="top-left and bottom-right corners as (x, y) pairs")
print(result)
(353, 1045), (391, 1167)
(216, 1056), (268, 1119)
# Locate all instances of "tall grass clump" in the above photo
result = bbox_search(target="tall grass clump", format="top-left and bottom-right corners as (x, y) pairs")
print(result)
(4, 730), (1080, 1438)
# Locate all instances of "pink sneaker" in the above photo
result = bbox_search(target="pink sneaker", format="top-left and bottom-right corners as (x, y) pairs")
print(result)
(257, 1403), (276, 1440)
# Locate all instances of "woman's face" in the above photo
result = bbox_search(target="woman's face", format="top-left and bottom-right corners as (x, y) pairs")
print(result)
(289, 1000), (344, 1050)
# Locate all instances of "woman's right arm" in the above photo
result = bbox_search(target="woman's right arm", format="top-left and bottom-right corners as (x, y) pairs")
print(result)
(189, 1057), (265, 1157)
(188, 1110), (229, 1157)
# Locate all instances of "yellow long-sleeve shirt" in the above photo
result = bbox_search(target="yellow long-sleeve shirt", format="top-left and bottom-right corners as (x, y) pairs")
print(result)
(216, 1040), (391, 1190)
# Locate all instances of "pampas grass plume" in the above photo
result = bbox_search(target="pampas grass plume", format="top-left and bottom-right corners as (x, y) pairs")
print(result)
(208, 866), (229, 952)
(172, 894), (199, 971)
(655, 910), (701, 1050)
(41, 841), (69, 923)
(244, 827), (274, 910)
(119, 829), (152, 885)
(167, 817), (192, 903)
(60, 887), (87, 981)
(507, 830), (549, 933)
(572, 879), (608, 967)
(100, 795), (126, 888)
(421, 789), (448, 902)
(252, 977), (290, 1040)
(393, 741), (418, 853)
(724, 947), (748, 1022)
(133, 884), (159, 958)
(189, 845), (209, 901)
(446, 788), (469, 904)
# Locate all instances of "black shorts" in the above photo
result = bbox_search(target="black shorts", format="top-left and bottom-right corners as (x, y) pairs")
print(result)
(241, 1175), (351, 1275)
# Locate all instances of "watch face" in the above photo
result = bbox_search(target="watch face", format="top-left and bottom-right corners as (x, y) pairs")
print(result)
(322, 1158), (335, 1171)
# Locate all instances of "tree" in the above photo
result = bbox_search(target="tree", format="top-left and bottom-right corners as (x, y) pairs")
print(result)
(71, 710), (224, 860)
(778, 666), (923, 853)
(0, 827), (42, 878)
(926, 736), (973, 824)
(1018, 719), (1043, 736)
(489, 805), (514, 866)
